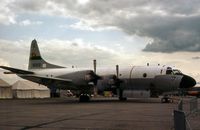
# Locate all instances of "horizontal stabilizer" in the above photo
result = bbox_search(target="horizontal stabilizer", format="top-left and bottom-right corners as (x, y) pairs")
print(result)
(0, 66), (34, 74)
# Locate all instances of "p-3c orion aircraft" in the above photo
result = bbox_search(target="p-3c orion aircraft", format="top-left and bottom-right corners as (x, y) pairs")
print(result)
(0, 39), (196, 102)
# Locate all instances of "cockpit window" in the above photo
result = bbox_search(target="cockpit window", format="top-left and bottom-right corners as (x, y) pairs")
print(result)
(172, 69), (182, 75)
(166, 69), (173, 74)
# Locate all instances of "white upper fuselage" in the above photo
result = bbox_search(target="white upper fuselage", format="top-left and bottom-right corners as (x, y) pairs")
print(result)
(31, 65), (180, 79)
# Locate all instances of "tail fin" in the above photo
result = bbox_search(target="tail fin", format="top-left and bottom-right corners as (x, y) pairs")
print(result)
(28, 39), (65, 70)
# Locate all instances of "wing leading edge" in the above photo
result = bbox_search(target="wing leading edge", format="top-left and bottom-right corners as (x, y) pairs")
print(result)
(0, 66), (74, 89)
(21, 75), (75, 89)
(0, 66), (34, 74)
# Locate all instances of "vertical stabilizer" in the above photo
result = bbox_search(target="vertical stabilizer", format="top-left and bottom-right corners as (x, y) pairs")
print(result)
(28, 39), (65, 70)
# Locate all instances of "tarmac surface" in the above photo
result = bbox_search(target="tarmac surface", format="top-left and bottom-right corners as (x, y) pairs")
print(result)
(0, 97), (199, 130)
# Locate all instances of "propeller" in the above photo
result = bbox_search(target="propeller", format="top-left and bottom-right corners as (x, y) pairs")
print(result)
(93, 59), (96, 74)
(85, 59), (101, 86)
(116, 65), (119, 78)
(85, 70), (101, 85)
(105, 65), (123, 95)
(102, 64), (122, 87)
(114, 64), (124, 100)
(113, 65), (123, 86)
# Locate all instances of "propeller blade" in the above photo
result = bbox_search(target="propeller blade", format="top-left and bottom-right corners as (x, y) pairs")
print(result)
(86, 70), (101, 85)
(116, 65), (119, 78)
(93, 59), (96, 73)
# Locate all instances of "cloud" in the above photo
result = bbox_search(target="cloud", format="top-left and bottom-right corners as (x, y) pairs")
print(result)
(0, 57), (19, 84)
(1, 0), (200, 53)
(192, 56), (200, 60)
(0, 58), (10, 66)
(0, 38), (127, 82)
(0, 39), (29, 68)
(77, 0), (90, 5)
(38, 38), (125, 67)
(69, 21), (118, 32)
(141, 16), (200, 52)
(0, 38), (127, 68)
(19, 19), (43, 26)
(0, 0), (16, 25)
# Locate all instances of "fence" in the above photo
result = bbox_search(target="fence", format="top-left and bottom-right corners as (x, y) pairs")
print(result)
(173, 97), (199, 130)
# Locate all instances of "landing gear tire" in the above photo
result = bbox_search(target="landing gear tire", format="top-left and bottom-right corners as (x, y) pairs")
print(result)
(161, 96), (173, 103)
(79, 94), (90, 102)
(119, 97), (127, 101)
(50, 92), (60, 98)
(118, 89), (126, 101)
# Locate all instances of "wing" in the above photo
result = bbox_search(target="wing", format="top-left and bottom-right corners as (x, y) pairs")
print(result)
(0, 66), (75, 90)
(0, 66), (34, 74)
(21, 74), (75, 89)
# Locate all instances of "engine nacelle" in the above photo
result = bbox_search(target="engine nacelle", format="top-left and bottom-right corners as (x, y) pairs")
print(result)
(58, 70), (96, 86)
(96, 74), (123, 95)
(96, 75), (116, 91)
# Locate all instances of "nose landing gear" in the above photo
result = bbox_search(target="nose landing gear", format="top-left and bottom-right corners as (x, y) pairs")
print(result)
(79, 94), (90, 102)
(161, 95), (173, 103)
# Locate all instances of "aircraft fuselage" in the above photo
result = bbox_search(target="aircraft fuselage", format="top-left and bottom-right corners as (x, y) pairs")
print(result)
(19, 65), (196, 97)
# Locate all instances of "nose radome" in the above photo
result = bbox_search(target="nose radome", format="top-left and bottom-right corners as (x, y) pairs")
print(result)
(180, 75), (196, 88)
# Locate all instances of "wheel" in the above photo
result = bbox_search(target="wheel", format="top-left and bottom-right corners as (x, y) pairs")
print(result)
(79, 94), (90, 102)
(161, 97), (171, 103)
(118, 89), (126, 101)
(119, 97), (127, 101)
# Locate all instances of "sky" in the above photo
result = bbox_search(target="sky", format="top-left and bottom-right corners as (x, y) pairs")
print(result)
(0, 0), (200, 83)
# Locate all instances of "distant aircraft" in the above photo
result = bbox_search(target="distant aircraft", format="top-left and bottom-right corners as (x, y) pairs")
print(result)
(186, 87), (200, 97)
(0, 39), (196, 102)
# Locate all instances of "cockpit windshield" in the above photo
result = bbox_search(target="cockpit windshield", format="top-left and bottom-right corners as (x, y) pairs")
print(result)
(172, 69), (182, 75)
(166, 67), (182, 75)
(166, 69), (173, 75)
(166, 67), (173, 75)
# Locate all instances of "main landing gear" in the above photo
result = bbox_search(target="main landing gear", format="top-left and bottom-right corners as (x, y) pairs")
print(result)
(118, 89), (127, 101)
(161, 95), (173, 103)
(79, 94), (90, 102)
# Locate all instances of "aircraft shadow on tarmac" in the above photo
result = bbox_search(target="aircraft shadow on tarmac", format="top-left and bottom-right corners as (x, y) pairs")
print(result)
(25, 97), (163, 105)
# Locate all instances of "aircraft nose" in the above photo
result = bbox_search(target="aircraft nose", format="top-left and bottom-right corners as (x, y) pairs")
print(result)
(180, 75), (196, 88)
